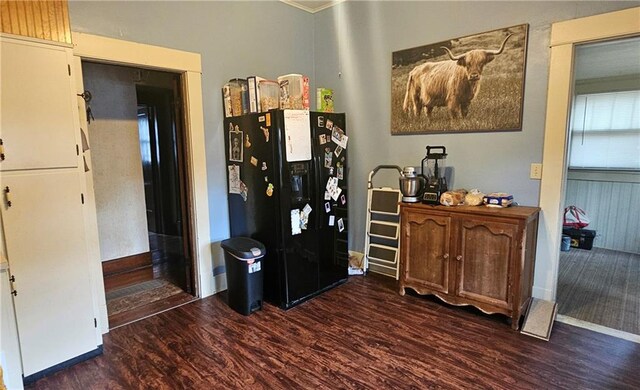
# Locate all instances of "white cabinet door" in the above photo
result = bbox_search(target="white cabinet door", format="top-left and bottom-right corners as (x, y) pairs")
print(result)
(0, 37), (78, 171)
(1, 170), (98, 376)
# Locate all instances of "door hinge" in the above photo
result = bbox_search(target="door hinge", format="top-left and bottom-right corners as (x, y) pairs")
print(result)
(76, 144), (80, 156)
(81, 193), (85, 204)
(68, 64), (71, 76)
(94, 318), (97, 328)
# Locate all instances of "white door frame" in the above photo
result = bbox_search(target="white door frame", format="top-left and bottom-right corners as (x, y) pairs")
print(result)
(537, 7), (640, 301)
(72, 33), (214, 333)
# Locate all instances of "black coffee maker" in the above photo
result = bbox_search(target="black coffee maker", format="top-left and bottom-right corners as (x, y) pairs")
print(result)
(421, 146), (448, 204)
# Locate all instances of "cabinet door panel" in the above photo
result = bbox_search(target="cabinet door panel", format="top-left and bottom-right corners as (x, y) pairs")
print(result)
(456, 218), (517, 308)
(1, 38), (78, 171)
(404, 212), (450, 294)
(1, 170), (97, 376)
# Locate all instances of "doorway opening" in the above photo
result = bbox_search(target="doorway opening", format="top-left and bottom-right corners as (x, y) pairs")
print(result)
(82, 62), (196, 329)
(556, 36), (640, 338)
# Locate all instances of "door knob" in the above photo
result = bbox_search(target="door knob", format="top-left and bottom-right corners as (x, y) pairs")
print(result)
(456, 255), (462, 261)
(443, 254), (449, 259)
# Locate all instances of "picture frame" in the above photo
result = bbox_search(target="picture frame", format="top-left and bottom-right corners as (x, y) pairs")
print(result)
(391, 24), (529, 134)
(229, 127), (243, 162)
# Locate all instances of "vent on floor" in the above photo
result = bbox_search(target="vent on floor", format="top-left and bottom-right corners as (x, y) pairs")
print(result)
(521, 298), (558, 341)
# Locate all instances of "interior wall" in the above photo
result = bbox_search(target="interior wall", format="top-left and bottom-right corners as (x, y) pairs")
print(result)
(565, 177), (640, 254)
(82, 62), (150, 262)
(312, 1), (636, 298)
(69, 1), (315, 252)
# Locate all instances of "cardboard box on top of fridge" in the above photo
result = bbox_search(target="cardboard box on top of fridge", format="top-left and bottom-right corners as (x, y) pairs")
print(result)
(278, 74), (309, 110)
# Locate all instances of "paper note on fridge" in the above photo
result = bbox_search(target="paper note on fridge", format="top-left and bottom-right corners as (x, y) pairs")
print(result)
(284, 110), (311, 162)
(291, 209), (302, 235)
(326, 177), (341, 201)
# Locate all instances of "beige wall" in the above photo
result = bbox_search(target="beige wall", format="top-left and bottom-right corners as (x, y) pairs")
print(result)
(82, 62), (149, 262)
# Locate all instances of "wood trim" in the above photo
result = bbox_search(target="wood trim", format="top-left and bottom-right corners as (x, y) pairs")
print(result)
(539, 6), (640, 301)
(102, 252), (153, 292)
(0, 0), (71, 44)
(550, 7), (640, 47)
(72, 34), (213, 300)
(102, 252), (152, 276)
(72, 32), (201, 73)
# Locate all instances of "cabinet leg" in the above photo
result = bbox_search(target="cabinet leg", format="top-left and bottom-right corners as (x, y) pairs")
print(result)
(510, 312), (521, 331)
(399, 285), (405, 296)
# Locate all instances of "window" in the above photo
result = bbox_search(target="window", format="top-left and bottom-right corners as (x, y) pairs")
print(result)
(568, 90), (640, 170)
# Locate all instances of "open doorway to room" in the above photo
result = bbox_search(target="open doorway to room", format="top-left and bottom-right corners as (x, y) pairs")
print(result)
(556, 36), (640, 337)
(82, 62), (196, 329)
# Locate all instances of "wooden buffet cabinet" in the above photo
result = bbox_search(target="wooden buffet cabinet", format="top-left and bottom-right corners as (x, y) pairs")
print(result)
(399, 203), (540, 330)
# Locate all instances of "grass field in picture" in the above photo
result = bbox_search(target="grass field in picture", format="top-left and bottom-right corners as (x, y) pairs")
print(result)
(391, 25), (528, 134)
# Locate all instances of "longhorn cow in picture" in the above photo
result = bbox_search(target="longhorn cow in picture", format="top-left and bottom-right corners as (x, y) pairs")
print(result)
(402, 34), (513, 120)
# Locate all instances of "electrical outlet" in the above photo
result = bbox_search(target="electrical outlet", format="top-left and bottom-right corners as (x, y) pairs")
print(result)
(530, 163), (542, 179)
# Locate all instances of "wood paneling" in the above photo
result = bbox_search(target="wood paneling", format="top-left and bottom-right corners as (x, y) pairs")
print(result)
(0, 1), (71, 44)
(565, 178), (640, 253)
(24, 275), (640, 389)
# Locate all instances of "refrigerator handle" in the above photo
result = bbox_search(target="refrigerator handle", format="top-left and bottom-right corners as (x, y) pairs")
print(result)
(313, 151), (322, 231)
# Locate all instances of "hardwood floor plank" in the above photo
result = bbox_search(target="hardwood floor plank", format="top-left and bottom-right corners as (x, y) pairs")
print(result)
(27, 275), (640, 389)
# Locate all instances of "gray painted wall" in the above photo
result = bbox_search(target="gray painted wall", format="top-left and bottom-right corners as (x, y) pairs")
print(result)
(313, 1), (636, 297)
(69, 1), (315, 243)
(565, 178), (640, 254)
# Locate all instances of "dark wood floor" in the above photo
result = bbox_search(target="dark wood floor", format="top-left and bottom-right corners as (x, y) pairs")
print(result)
(28, 275), (640, 389)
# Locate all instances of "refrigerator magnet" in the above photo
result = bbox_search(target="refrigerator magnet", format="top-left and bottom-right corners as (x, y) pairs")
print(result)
(318, 116), (325, 127)
(329, 167), (334, 175)
(319, 134), (327, 145)
(334, 146), (343, 157)
(266, 113), (271, 126)
(328, 215), (335, 226)
(229, 129), (243, 162)
(264, 176), (268, 182)
(324, 148), (332, 168)
(324, 191), (331, 200)
(258, 115), (265, 123)
(250, 156), (258, 166)
(228, 165), (241, 194)
(331, 126), (348, 149)
(240, 181), (248, 202)
(266, 183), (274, 197)
(340, 194), (346, 205)
(337, 165), (344, 180)
(245, 134), (252, 148)
(261, 162), (268, 171)
(260, 126), (270, 142)
(338, 218), (344, 232)
(326, 118), (334, 130)
(303, 203), (312, 216)
(324, 202), (331, 213)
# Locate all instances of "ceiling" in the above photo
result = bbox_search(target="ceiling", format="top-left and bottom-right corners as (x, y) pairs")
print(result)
(280, 0), (342, 13)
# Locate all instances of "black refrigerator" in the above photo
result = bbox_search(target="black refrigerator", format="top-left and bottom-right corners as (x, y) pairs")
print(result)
(224, 110), (348, 309)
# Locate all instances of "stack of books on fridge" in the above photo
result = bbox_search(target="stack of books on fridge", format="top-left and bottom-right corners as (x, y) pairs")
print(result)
(222, 74), (311, 117)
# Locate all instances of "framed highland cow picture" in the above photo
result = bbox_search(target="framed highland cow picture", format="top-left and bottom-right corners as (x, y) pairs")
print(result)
(391, 24), (529, 134)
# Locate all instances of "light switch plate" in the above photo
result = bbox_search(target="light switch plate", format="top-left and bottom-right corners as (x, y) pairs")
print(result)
(530, 163), (542, 179)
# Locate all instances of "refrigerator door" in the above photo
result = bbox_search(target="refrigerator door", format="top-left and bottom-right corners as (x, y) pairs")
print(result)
(224, 112), (283, 304)
(310, 112), (348, 289)
(277, 111), (321, 307)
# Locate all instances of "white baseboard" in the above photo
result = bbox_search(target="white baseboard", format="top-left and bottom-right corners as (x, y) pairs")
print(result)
(556, 315), (640, 344)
